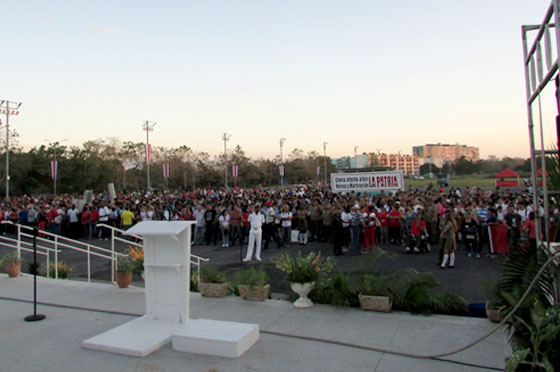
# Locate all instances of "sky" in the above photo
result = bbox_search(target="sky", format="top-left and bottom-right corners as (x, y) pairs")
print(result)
(2, 0), (558, 160)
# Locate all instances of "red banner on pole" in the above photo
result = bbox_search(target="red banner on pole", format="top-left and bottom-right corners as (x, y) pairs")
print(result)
(145, 144), (151, 164)
(279, 164), (285, 177)
(50, 160), (58, 180)
(317, 166), (321, 177)
(162, 162), (170, 179)
(232, 164), (238, 178)
(488, 224), (509, 254)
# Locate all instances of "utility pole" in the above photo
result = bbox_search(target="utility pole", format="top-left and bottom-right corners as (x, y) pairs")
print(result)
(323, 142), (328, 185)
(280, 137), (286, 185)
(0, 100), (22, 199)
(222, 133), (231, 189)
(142, 121), (156, 191)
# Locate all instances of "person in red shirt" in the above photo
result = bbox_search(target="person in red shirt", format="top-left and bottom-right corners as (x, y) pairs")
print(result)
(81, 206), (91, 238)
(363, 205), (377, 252)
(46, 206), (58, 234)
(0, 207), (6, 235)
(377, 208), (389, 245)
(406, 212), (428, 253)
(388, 205), (402, 245)
(522, 211), (538, 253)
(90, 207), (99, 239)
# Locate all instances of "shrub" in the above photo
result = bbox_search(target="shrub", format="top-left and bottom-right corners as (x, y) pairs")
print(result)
(126, 246), (144, 275)
(392, 269), (467, 315)
(200, 265), (226, 283)
(359, 272), (395, 298)
(45, 261), (74, 279)
(309, 271), (358, 307)
(234, 267), (268, 288)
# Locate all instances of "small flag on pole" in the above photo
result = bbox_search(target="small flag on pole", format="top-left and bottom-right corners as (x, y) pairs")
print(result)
(279, 164), (285, 177)
(145, 144), (151, 164)
(50, 160), (58, 180)
(163, 163), (170, 179)
(317, 166), (321, 177)
(232, 164), (238, 178)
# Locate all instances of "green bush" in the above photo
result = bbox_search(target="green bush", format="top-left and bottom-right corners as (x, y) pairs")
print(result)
(234, 267), (268, 288)
(310, 271), (358, 307)
(392, 269), (467, 315)
(200, 265), (226, 283)
(359, 272), (395, 298)
(44, 261), (74, 279)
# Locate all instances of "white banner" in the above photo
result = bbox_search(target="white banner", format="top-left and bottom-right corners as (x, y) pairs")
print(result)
(331, 171), (405, 193)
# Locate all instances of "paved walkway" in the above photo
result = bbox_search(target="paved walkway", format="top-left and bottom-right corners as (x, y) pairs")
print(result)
(0, 274), (509, 372)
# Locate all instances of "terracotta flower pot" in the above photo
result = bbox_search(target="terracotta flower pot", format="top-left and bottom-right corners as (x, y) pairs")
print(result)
(238, 284), (270, 301)
(115, 271), (132, 288)
(5, 262), (21, 278)
(199, 282), (229, 297)
(359, 294), (392, 312)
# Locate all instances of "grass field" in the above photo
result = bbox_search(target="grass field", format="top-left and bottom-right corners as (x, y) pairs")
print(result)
(405, 176), (499, 188)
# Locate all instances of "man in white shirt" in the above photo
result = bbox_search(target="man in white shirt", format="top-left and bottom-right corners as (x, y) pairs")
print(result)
(98, 201), (110, 240)
(243, 205), (265, 262)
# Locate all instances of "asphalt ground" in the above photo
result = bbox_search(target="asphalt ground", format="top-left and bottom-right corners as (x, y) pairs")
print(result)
(0, 231), (503, 305)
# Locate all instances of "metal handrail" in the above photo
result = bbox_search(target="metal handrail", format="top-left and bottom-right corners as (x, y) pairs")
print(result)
(96, 223), (210, 284)
(1, 221), (125, 282)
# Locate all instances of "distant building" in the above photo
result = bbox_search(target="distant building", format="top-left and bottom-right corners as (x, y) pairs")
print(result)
(412, 143), (479, 168)
(368, 153), (419, 176)
(331, 154), (370, 171)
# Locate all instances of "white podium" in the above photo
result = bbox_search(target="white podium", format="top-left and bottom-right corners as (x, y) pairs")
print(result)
(82, 221), (259, 358)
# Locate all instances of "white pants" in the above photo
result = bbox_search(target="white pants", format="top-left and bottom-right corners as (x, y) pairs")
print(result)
(245, 228), (262, 260)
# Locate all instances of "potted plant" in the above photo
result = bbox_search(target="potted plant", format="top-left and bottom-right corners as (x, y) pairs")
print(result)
(198, 265), (229, 298)
(1, 252), (21, 278)
(115, 255), (134, 288)
(358, 273), (394, 312)
(234, 267), (270, 301)
(273, 251), (336, 308)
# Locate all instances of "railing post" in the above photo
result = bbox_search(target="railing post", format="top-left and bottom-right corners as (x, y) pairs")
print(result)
(197, 257), (201, 285)
(111, 227), (115, 283)
(87, 245), (91, 283)
(16, 224), (21, 258)
(54, 236), (59, 279)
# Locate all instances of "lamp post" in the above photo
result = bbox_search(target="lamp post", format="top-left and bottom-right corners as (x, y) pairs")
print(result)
(0, 100), (22, 199)
(280, 137), (286, 185)
(323, 142), (328, 184)
(354, 146), (359, 169)
(222, 133), (231, 189)
(142, 121), (156, 191)
(44, 139), (68, 196)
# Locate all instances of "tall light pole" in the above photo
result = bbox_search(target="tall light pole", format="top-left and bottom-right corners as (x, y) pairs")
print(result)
(0, 100), (21, 199)
(142, 121), (156, 191)
(44, 139), (68, 196)
(354, 146), (359, 169)
(222, 133), (231, 189)
(323, 142), (328, 184)
(279, 137), (286, 185)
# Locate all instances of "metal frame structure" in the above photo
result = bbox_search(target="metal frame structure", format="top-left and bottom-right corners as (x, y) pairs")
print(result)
(522, 0), (560, 304)
(522, 1), (560, 248)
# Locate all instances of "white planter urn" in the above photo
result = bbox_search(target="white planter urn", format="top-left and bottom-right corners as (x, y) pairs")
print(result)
(290, 281), (315, 308)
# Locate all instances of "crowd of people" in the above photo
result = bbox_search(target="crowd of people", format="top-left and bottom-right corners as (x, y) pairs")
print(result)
(0, 183), (552, 268)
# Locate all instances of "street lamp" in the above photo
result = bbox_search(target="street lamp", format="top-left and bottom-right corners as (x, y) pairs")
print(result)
(222, 133), (231, 189)
(44, 139), (68, 196)
(280, 138), (286, 185)
(0, 100), (22, 199)
(323, 142), (328, 184)
(354, 146), (359, 169)
(142, 121), (156, 191)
